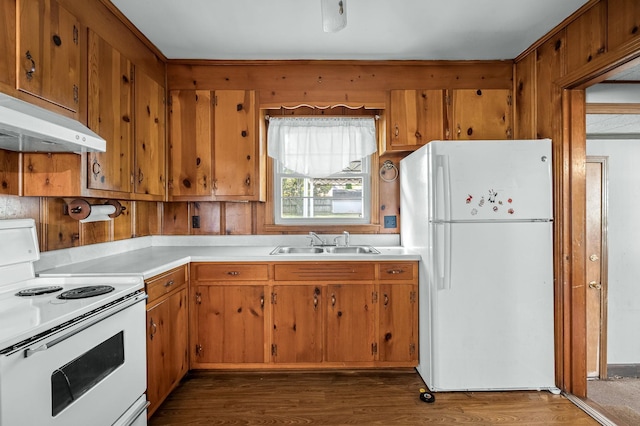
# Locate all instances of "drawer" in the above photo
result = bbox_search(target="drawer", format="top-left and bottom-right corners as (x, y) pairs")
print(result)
(146, 265), (188, 303)
(192, 263), (269, 281)
(378, 263), (417, 281)
(274, 262), (375, 281)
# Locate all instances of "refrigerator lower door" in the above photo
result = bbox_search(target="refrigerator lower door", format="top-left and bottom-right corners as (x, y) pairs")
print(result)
(428, 220), (555, 391)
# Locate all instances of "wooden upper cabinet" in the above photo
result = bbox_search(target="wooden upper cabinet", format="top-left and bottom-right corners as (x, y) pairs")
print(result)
(608, 0), (640, 51)
(385, 89), (444, 153)
(17, 0), (80, 112)
(448, 89), (512, 140)
(168, 89), (263, 201)
(87, 30), (133, 193)
(566, 1), (606, 73)
(169, 90), (213, 198)
(134, 71), (166, 198)
(213, 90), (257, 199)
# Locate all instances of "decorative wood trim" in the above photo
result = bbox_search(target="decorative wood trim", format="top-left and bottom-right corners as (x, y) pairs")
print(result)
(585, 103), (640, 114)
(557, 37), (640, 89)
(564, 89), (588, 397)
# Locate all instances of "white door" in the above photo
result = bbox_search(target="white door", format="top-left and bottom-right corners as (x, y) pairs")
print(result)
(429, 220), (555, 391)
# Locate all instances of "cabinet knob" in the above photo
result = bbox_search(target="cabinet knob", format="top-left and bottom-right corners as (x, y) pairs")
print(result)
(164, 279), (175, 287)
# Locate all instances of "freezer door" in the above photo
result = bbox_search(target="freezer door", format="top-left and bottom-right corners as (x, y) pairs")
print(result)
(429, 221), (555, 391)
(430, 140), (552, 221)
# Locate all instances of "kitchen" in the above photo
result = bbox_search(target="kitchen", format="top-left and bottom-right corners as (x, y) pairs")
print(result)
(0, 0), (639, 424)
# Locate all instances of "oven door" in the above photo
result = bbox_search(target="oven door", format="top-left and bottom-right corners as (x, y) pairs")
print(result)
(0, 296), (146, 426)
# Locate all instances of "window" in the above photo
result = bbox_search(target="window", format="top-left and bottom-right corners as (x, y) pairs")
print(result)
(267, 116), (376, 225)
(274, 158), (371, 225)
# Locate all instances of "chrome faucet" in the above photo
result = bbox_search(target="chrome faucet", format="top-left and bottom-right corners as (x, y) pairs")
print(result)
(333, 231), (350, 246)
(308, 232), (327, 246)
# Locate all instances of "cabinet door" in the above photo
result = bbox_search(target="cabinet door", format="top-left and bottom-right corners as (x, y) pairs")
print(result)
(169, 90), (213, 198)
(213, 90), (256, 198)
(146, 287), (189, 417)
(17, 0), (80, 111)
(325, 284), (375, 362)
(87, 30), (133, 192)
(272, 285), (323, 363)
(387, 89), (444, 152)
(194, 284), (265, 363)
(379, 284), (417, 362)
(449, 89), (512, 140)
(135, 71), (166, 197)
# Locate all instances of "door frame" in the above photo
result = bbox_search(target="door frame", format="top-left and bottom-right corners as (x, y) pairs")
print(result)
(585, 156), (609, 380)
(557, 38), (640, 397)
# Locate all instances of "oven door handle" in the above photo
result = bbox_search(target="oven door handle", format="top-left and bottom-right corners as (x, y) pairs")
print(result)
(24, 293), (147, 358)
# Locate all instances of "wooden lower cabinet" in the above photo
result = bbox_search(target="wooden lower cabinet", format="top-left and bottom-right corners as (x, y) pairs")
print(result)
(190, 261), (418, 369)
(271, 285), (323, 363)
(326, 284), (376, 362)
(193, 284), (266, 364)
(145, 266), (189, 417)
(379, 283), (417, 363)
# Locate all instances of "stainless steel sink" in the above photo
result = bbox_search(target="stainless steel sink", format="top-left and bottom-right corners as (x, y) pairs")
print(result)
(270, 246), (325, 254)
(323, 246), (380, 254)
(270, 245), (379, 255)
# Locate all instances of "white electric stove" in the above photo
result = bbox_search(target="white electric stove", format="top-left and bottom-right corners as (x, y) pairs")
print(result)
(0, 218), (148, 426)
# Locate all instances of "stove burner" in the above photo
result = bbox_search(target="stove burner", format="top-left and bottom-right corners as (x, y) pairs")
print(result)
(57, 285), (115, 300)
(16, 286), (64, 296)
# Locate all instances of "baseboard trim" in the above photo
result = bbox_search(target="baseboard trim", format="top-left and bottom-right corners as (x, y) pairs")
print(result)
(607, 363), (640, 378)
(564, 392), (617, 426)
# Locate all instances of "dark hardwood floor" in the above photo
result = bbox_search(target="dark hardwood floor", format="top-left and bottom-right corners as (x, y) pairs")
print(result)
(148, 370), (598, 425)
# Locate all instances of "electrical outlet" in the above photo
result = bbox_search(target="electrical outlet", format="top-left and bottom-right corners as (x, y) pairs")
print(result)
(384, 215), (397, 228)
(192, 215), (200, 229)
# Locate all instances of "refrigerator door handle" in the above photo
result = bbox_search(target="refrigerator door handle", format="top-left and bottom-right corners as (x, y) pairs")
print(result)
(435, 221), (452, 290)
(435, 155), (451, 221)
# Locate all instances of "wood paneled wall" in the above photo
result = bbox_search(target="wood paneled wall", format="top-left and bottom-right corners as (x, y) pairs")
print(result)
(514, 0), (640, 397)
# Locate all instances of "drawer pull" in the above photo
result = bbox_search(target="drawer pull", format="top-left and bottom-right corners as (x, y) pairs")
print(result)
(227, 271), (240, 276)
(387, 269), (404, 274)
(164, 279), (175, 287)
(331, 294), (336, 307)
(384, 293), (389, 306)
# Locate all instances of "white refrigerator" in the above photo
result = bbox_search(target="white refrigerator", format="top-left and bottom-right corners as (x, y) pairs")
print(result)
(400, 139), (558, 392)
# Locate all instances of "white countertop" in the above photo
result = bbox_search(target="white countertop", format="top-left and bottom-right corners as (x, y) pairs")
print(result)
(37, 240), (420, 280)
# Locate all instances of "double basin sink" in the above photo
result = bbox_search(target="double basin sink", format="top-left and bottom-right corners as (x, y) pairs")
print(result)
(270, 245), (380, 255)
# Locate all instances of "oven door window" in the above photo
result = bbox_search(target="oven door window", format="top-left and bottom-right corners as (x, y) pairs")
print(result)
(51, 332), (125, 416)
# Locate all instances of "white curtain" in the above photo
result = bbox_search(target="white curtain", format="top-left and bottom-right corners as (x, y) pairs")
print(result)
(267, 117), (377, 177)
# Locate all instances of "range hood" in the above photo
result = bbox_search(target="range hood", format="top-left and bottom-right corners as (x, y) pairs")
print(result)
(0, 92), (106, 153)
